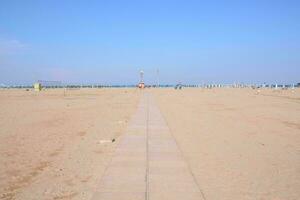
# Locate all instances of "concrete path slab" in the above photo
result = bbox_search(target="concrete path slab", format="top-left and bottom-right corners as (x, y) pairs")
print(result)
(91, 92), (205, 200)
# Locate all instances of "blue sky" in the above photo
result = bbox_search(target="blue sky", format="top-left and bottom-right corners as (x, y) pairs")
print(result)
(0, 0), (299, 85)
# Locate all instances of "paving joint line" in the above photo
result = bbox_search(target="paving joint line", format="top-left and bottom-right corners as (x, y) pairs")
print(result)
(145, 92), (150, 200)
(150, 93), (207, 200)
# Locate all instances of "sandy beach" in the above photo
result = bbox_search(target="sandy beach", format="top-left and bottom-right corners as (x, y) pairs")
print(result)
(0, 88), (140, 200)
(152, 88), (300, 200)
(0, 88), (299, 200)
(1, 1), (299, 199)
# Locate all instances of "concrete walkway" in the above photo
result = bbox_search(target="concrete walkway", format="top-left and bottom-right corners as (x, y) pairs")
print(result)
(92, 92), (205, 200)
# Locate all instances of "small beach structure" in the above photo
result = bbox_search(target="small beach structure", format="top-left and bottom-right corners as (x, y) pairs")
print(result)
(34, 82), (42, 91)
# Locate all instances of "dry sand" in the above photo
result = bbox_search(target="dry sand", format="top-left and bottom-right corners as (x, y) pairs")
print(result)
(0, 88), (140, 200)
(152, 88), (300, 200)
(1, 87), (299, 200)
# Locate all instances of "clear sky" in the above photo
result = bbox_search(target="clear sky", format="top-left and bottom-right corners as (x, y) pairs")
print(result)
(0, 0), (299, 85)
